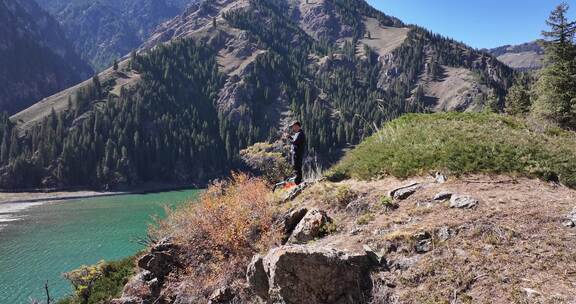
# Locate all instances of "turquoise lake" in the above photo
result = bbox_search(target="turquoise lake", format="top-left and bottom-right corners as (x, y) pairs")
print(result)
(0, 189), (200, 304)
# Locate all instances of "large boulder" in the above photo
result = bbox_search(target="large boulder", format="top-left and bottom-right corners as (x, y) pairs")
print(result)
(288, 209), (332, 244)
(248, 245), (375, 304)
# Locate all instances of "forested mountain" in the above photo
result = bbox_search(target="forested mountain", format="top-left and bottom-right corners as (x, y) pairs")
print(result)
(3, 0), (514, 190)
(487, 41), (545, 71)
(35, 0), (196, 70)
(0, 0), (92, 114)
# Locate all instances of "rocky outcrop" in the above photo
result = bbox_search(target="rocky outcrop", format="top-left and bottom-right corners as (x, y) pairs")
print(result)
(288, 209), (333, 244)
(112, 238), (178, 304)
(248, 245), (376, 304)
(137, 238), (177, 280)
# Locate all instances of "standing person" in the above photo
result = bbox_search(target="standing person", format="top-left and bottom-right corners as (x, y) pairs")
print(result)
(288, 121), (306, 185)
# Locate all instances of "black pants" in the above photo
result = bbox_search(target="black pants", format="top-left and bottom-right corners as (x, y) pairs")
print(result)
(292, 155), (303, 185)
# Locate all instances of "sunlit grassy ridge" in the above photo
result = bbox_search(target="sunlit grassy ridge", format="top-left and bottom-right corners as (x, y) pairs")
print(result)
(329, 112), (576, 188)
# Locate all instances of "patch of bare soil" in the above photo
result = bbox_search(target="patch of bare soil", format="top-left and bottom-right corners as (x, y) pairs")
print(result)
(497, 51), (544, 70)
(358, 17), (410, 58)
(425, 66), (488, 112)
(11, 61), (139, 133)
(292, 175), (576, 303)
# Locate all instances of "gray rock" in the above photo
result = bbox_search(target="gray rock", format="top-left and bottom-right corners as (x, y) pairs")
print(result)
(250, 245), (374, 304)
(435, 172), (447, 183)
(349, 227), (363, 236)
(565, 207), (576, 228)
(137, 239), (177, 280)
(137, 251), (174, 280)
(449, 195), (479, 209)
(345, 199), (370, 215)
(110, 297), (143, 304)
(433, 191), (453, 201)
(281, 208), (308, 243)
(246, 254), (269, 301)
(363, 245), (387, 267)
(413, 231), (433, 253)
(288, 209), (332, 244)
(389, 183), (420, 200)
(208, 287), (234, 304)
(389, 255), (420, 271)
(151, 237), (175, 252)
(436, 226), (455, 241)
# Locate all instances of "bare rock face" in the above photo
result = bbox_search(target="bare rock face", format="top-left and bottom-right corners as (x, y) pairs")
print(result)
(248, 245), (375, 304)
(288, 209), (332, 244)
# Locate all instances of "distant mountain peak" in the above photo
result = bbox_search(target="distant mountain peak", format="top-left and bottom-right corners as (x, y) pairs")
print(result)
(485, 40), (545, 71)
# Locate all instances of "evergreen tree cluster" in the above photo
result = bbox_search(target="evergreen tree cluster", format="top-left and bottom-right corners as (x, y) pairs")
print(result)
(505, 2), (576, 130)
(0, 39), (227, 189)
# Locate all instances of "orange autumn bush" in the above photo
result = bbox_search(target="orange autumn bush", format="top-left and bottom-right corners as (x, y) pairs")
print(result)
(151, 173), (281, 301)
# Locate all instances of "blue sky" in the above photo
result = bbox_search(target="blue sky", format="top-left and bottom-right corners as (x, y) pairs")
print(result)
(367, 0), (576, 49)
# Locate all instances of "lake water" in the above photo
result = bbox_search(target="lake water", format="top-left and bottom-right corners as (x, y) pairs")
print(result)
(0, 189), (200, 304)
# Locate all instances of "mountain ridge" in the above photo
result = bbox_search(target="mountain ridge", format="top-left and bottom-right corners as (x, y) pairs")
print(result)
(485, 40), (545, 71)
(3, 0), (513, 190)
(35, 0), (197, 70)
(0, 0), (93, 114)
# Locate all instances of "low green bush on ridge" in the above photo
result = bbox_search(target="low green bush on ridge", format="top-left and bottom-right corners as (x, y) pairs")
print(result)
(328, 112), (576, 188)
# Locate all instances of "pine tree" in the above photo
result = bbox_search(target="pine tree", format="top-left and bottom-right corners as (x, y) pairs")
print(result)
(505, 74), (533, 116)
(533, 2), (576, 129)
(113, 59), (119, 71)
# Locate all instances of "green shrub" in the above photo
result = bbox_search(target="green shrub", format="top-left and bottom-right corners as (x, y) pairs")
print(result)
(57, 256), (135, 304)
(328, 113), (576, 188)
(379, 196), (398, 210)
(356, 213), (376, 225)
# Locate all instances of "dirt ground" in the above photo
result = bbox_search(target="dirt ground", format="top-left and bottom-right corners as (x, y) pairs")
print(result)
(292, 174), (576, 303)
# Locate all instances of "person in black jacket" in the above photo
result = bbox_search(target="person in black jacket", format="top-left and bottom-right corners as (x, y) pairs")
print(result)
(287, 121), (306, 185)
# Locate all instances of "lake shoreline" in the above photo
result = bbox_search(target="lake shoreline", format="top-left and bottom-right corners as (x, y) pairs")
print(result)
(0, 184), (197, 205)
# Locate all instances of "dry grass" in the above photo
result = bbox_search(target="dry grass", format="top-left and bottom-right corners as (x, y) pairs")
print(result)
(150, 173), (281, 301)
(295, 175), (576, 303)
